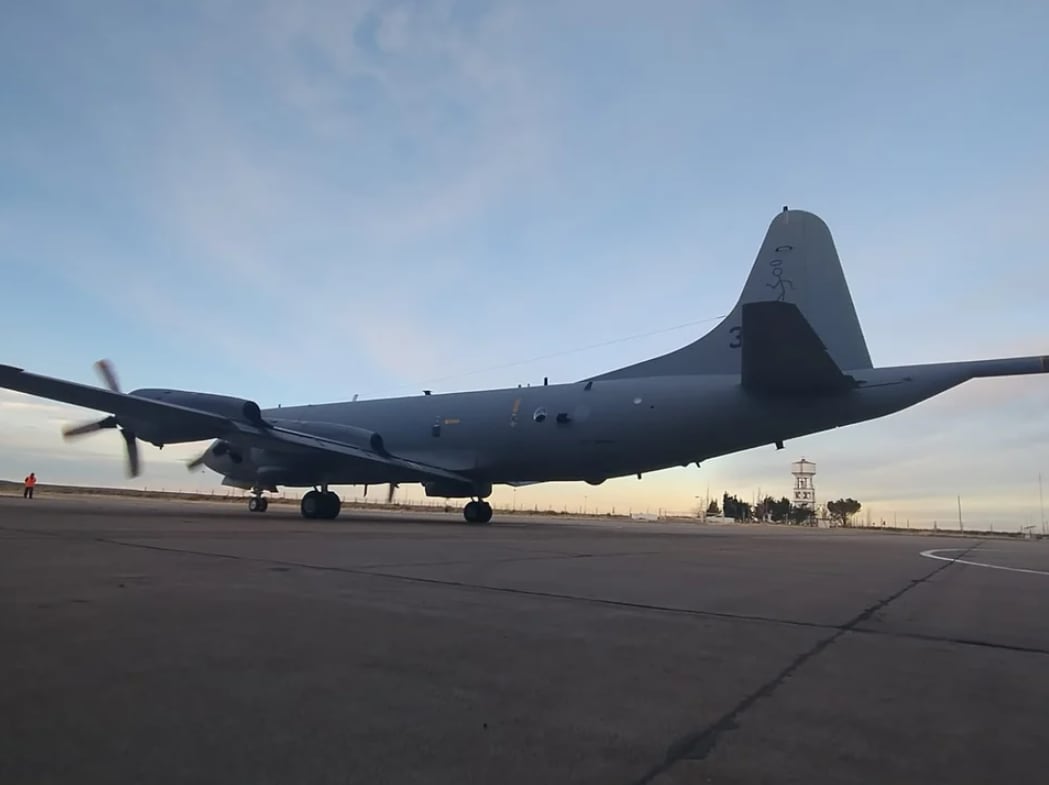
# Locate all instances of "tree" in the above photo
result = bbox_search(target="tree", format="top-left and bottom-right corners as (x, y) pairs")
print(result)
(827, 498), (862, 526)
(722, 493), (752, 521)
(706, 500), (721, 516)
(789, 505), (815, 525)
(766, 496), (792, 523)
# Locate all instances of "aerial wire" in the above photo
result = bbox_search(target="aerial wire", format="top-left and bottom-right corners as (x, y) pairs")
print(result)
(403, 312), (728, 391)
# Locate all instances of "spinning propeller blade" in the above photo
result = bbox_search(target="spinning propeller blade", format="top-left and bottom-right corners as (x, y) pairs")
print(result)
(62, 360), (142, 477)
(94, 359), (121, 393)
(121, 428), (140, 477)
(63, 415), (118, 438)
(186, 448), (209, 470)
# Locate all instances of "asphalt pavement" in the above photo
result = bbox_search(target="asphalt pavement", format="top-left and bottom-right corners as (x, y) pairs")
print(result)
(3, 495), (1048, 784)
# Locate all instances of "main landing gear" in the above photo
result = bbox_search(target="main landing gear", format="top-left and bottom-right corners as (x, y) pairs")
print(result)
(463, 499), (493, 525)
(301, 488), (341, 520)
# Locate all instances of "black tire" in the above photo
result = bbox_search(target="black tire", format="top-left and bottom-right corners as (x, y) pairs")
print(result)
(463, 500), (480, 523)
(478, 502), (493, 524)
(257, 498), (269, 513)
(322, 492), (341, 520)
(301, 491), (322, 519)
(248, 497), (260, 513)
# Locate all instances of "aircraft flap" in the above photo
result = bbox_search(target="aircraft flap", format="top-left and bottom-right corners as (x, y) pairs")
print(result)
(235, 422), (474, 485)
(741, 302), (857, 394)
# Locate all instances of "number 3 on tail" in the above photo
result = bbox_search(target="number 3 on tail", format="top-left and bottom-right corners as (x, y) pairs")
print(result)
(729, 326), (742, 348)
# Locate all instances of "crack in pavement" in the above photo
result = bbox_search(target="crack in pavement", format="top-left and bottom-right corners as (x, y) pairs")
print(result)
(628, 540), (986, 785)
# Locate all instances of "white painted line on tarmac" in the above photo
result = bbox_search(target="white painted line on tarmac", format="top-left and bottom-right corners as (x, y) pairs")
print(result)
(920, 548), (1049, 577)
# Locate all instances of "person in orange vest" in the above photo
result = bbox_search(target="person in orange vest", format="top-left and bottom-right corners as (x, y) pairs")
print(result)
(23, 472), (37, 499)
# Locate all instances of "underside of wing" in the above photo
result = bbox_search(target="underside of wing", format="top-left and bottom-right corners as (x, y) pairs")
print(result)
(231, 422), (476, 486)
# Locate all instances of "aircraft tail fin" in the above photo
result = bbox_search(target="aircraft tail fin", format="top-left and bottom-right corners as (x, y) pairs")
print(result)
(591, 209), (872, 380)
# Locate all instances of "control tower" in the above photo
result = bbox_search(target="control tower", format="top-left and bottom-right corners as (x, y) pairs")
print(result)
(792, 458), (816, 510)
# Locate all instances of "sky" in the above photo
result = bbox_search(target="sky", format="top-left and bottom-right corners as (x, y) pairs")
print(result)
(2, 0), (1048, 529)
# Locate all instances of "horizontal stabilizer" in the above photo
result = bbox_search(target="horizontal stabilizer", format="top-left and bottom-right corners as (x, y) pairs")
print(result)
(741, 302), (857, 394)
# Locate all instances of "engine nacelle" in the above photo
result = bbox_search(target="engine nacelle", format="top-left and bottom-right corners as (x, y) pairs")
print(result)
(132, 389), (266, 426)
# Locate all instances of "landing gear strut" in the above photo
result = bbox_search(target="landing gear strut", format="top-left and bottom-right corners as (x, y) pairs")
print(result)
(248, 490), (269, 513)
(301, 488), (341, 520)
(463, 499), (493, 525)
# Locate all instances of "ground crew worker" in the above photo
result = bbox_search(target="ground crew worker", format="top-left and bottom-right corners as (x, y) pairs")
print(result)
(24, 472), (36, 499)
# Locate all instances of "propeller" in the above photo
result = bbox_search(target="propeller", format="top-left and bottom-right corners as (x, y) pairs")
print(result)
(186, 448), (208, 471)
(186, 440), (242, 472)
(62, 359), (142, 477)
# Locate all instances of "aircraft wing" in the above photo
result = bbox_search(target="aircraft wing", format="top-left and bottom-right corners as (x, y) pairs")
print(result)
(0, 363), (474, 485)
(0, 363), (228, 433)
(231, 422), (473, 484)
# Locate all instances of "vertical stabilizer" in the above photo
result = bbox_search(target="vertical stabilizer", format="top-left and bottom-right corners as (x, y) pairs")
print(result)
(592, 209), (872, 379)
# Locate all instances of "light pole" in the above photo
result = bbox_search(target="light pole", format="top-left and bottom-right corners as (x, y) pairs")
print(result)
(1040, 473), (1045, 536)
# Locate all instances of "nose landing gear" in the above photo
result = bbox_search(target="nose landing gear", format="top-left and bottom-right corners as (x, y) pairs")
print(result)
(463, 499), (493, 524)
(248, 490), (268, 513)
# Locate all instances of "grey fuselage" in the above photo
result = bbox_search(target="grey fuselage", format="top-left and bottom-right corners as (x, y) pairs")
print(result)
(204, 358), (1036, 491)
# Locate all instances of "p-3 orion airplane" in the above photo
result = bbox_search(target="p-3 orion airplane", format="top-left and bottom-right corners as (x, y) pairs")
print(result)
(2, 208), (1046, 523)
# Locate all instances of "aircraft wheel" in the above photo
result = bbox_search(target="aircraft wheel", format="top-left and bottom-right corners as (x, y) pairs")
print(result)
(322, 491), (341, 520)
(301, 490), (323, 519)
(463, 500), (493, 525)
(463, 501), (479, 523)
(248, 496), (268, 513)
(257, 497), (269, 513)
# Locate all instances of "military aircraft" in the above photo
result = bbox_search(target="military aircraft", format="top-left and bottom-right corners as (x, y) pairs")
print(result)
(2, 208), (1045, 523)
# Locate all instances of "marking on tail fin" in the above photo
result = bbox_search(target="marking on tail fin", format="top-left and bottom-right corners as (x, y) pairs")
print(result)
(766, 244), (795, 302)
(766, 257), (794, 301)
